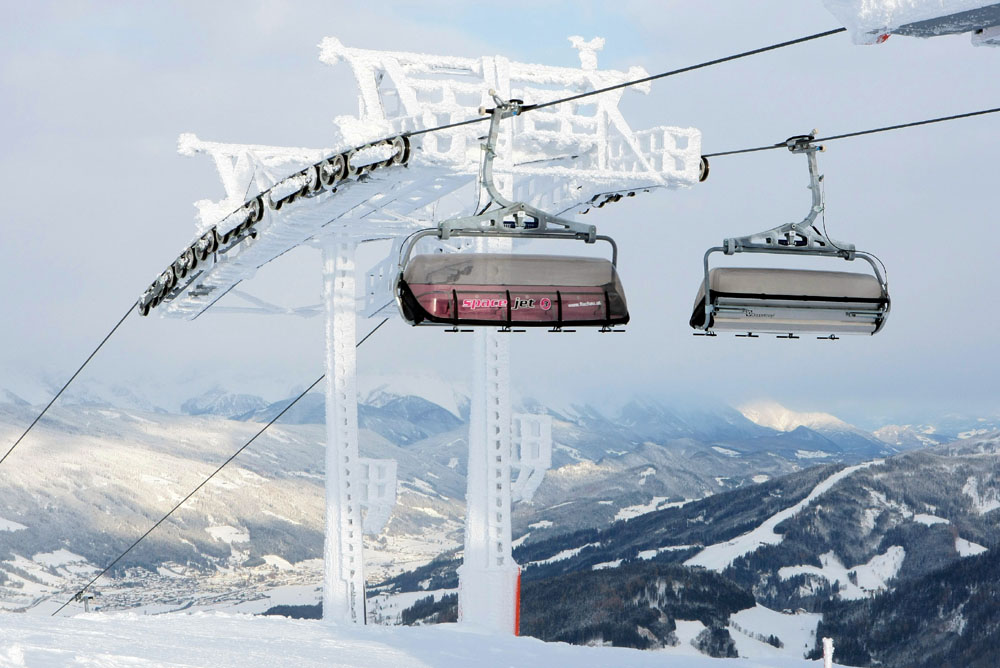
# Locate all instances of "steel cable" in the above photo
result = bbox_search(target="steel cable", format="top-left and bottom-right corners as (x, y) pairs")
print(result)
(405, 28), (847, 138)
(1, 302), (136, 469)
(702, 106), (1000, 158)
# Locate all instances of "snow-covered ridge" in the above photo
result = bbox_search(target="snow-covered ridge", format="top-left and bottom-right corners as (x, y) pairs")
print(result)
(738, 400), (852, 433)
(685, 461), (881, 571)
(359, 374), (468, 419)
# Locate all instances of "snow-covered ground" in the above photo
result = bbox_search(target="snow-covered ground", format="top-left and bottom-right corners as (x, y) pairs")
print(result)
(0, 611), (839, 668)
(730, 606), (823, 661)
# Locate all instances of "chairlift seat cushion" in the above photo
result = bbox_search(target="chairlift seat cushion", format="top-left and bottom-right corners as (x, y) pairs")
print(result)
(399, 253), (629, 327)
(690, 267), (888, 334)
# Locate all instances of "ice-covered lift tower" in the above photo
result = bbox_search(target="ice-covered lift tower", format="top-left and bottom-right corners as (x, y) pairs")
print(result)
(823, 0), (1000, 45)
(157, 36), (699, 631)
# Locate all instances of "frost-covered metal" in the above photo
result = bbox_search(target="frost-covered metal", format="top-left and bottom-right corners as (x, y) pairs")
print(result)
(322, 239), (366, 624)
(144, 36), (699, 320)
(823, 0), (1000, 45)
(157, 35), (700, 631)
(358, 458), (398, 535)
(511, 414), (552, 504)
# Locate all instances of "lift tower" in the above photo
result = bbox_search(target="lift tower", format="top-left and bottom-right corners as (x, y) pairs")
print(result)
(141, 35), (700, 629)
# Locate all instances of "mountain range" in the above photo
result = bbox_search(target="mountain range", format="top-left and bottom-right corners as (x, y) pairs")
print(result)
(1, 380), (998, 664)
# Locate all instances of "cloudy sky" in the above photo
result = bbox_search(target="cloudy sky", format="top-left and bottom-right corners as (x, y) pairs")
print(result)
(1, 1), (997, 424)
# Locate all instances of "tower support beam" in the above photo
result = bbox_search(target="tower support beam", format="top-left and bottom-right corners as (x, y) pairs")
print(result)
(459, 298), (518, 631)
(322, 236), (366, 624)
(458, 71), (519, 629)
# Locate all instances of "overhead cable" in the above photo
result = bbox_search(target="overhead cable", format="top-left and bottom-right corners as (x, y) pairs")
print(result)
(524, 28), (847, 113)
(0, 302), (136, 469)
(406, 27), (847, 137)
(702, 106), (1000, 158)
(51, 317), (390, 616)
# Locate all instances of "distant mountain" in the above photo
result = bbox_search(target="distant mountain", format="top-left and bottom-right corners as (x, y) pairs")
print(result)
(181, 387), (268, 419)
(358, 395), (463, 445)
(238, 392), (326, 424)
(60, 380), (167, 414)
(739, 400), (891, 457)
(2, 390), (29, 407)
(233, 390), (464, 447)
(740, 400), (852, 433)
(7, 377), (999, 667)
(872, 423), (950, 449)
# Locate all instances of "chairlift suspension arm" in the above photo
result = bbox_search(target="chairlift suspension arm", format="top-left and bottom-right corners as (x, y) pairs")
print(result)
(437, 93), (598, 243)
(723, 135), (853, 258)
(791, 138), (825, 237)
(479, 92), (520, 211)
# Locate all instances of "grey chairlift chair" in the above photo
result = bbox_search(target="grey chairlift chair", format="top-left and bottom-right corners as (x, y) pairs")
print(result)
(690, 135), (890, 339)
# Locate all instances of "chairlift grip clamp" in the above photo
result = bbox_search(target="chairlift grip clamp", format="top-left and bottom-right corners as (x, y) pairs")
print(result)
(785, 132), (819, 154)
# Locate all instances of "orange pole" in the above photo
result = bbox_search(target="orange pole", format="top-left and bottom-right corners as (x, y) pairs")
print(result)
(514, 568), (521, 636)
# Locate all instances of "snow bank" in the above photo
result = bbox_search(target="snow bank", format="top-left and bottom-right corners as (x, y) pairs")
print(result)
(730, 605), (822, 660)
(0, 611), (832, 667)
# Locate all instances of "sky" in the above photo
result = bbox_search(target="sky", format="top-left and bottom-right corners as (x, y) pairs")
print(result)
(1, 1), (998, 425)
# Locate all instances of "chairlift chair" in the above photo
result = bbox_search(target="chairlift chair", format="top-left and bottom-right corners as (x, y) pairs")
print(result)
(690, 135), (890, 338)
(396, 93), (629, 330)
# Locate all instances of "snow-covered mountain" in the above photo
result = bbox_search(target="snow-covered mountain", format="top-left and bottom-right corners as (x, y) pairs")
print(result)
(872, 423), (950, 449)
(0, 384), (913, 610)
(0, 396), (467, 614)
(181, 387), (269, 418)
(392, 434), (1000, 663)
(739, 400), (852, 433)
(3, 381), (997, 663)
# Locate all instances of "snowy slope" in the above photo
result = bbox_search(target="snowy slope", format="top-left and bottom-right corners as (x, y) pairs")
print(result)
(0, 611), (838, 668)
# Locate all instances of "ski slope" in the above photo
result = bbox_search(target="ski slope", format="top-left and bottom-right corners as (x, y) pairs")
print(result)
(0, 612), (838, 667)
(685, 461), (881, 571)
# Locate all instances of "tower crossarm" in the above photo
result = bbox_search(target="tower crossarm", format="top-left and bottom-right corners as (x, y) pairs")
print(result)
(141, 37), (701, 321)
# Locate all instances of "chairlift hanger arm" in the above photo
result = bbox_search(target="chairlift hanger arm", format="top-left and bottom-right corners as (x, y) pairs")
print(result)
(437, 93), (597, 242)
(722, 134), (854, 259)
